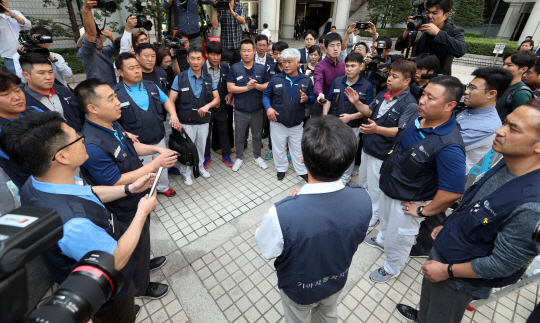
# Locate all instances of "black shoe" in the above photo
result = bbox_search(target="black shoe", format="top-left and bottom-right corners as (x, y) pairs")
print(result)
(409, 247), (429, 258)
(135, 305), (141, 318)
(396, 304), (419, 322)
(150, 256), (167, 271)
(277, 172), (286, 180)
(137, 282), (169, 299)
(244, 142), (248, 149)
(299, 174), (308, 182)
(262, 132), (268, 139)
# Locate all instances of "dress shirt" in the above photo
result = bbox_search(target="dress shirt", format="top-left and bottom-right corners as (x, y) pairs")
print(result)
(456, 105), (501, 146)
(23, 85), (64, 116)
(0, 11), (31, 58)
(255, 53), (267, 66)
(205, 61), (221, 85)
(313, 56), (345, 97)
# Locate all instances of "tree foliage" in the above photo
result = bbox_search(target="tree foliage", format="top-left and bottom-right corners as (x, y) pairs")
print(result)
(450, 0), (485, 27)
(367, 0), (412, 28)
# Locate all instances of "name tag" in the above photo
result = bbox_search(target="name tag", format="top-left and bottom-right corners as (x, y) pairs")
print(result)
(236, 75), (244, 81)
(151, 92), (158, 96)
(334, 89), (340, 93)
(181, 87), (189, 92)
(120, 102), (130, 107)
(270, 71), (275, 75)
(275, 84), (283, 88)
(114, 146), (121, 158)
(205, 82), (212, 85)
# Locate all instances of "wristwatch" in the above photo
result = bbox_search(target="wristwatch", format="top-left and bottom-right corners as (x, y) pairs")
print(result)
(416, 205), (426, 217)
(447, 264), (455, 279)
(124, 183), (132, 196)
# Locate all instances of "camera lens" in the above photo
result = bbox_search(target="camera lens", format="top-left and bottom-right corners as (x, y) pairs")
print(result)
(407, 17), (423, 31)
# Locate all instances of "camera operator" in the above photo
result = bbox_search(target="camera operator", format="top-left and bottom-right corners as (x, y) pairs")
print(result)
(77, 0), (119, 86)
(13, 26), (73, 88)
(211, 0), (246, 65)
(396, 99), (540, 323)
(0, 111), (158, 323)
(410, 53), (440, 100)
(363, 35), (393, 95)
(162, 0), (213, 49)
(168, 30), (190, 73)
(394, 0), (467, 76)
(0, 0), (31, 74)
(119, 15), (139, 54)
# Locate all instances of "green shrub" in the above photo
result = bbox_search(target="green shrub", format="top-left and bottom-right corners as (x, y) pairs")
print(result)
(464, 37), (519, 56)
(465, 32), (482, 38)
(358, 28), (404, 38)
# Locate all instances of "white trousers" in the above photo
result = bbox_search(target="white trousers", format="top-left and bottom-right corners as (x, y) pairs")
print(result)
(376, 193), (426, 275)
(341, 127), (360, 183)
(270, 122), (307, 175)
(357, 150), (383, 224)
(140, 138), (170, 193)
(280, 288), (342, 323)
(179, 124), (209, 177)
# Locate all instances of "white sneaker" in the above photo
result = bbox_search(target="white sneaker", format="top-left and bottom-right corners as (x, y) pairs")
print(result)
(183, 175), (193, 186)
(253, 157), (268, 170)
(199, 168), (211, 178)
(232, 159), (244, 172)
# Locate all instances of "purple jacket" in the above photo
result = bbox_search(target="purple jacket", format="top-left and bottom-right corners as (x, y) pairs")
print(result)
(313, 56), (345, 97)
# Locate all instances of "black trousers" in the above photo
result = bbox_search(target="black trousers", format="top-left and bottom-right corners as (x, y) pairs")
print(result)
(205, 109), (231, 157)
(118, 216), (150, 296)
(93, 283), (136, 323)
(411, 211), (446, 255)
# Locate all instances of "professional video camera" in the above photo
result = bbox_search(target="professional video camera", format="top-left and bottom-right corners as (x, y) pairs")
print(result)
(129, 0), (153, 31)
(18, 30), (52, 57)
(94, 0), (117, 13)
(0, 206), (124, 323)
(162, 30), (187, 50)
(407, 12), (429, 30)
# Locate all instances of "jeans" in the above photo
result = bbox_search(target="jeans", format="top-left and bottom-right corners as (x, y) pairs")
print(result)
(2, 57), (16, 74)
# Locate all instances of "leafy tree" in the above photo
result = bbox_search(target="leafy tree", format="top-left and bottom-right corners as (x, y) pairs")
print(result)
(451, 0), (485, 27)
(367, 0), (412, 29)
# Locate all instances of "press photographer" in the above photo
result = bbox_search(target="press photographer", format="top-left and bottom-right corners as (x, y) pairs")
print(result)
(363, 37), (393, 94)
(0, 0), (31, 74)
(162, 0), (213, 49)
(163, 30), (189, 72)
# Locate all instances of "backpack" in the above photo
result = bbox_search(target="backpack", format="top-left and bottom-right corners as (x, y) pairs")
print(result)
(169, 129), (200, 178)
(505, 85), (533, 110)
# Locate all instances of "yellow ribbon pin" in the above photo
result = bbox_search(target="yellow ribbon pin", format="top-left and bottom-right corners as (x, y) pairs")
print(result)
(483, 218), (488, 224)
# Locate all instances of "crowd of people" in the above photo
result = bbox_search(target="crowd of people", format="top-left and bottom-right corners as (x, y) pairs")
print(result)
(2, 0), (540, 322)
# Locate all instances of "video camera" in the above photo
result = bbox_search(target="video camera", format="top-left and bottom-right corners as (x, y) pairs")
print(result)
(129, 0), (153, 31)
(407, 12), (429, 31)
(162, 30), (187, 50)
(94, 0), (117, 13)
(0, 207), (124, 323)
(18, 30), (52, 57)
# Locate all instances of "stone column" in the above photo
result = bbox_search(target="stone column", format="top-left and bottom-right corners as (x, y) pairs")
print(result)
(519, 0), (540, 43)
(281, 0), (297, 39)
(259, 0), (280, 41)
(496, 3), (523, 40)
(332, 0), (352, 36)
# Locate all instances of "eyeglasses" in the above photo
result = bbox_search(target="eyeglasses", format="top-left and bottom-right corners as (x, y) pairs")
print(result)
(52, 132), (85, 161)
(465, 84), (488, 92)
(256, 43), (267, 48)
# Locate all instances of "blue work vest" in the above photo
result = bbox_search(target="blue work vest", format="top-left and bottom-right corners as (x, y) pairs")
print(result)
(274, 185), (372, 305)
(271, 74), (310, 128)
(174, 70), (214, 125)
(434, 160), (540, 288)
(80, 122), (147, 222)
(363, 89), (418, 160)
(379, 114), (464, 201)
(329, 76), (372, 128)
(20, 180), (135, 311)
(114, 81), (165, 145)
(230, 62), (266, 113)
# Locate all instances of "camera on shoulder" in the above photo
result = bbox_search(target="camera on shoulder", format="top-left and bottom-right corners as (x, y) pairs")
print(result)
(18, 30), (52, 57)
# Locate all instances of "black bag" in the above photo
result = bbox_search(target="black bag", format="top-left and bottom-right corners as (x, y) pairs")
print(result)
(169, 129), (200, 178)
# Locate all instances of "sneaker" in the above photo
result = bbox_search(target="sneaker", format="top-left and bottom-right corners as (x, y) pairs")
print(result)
(168, 166), (180, 175)
(299, 174), (308, 182)
(253, 157), (268, 169)
(204, 157), (211, 169)
(222, 156), (233, 167)
(158, 188), (176, 197)
(265, 150), (273, 160)
(364, 236), (384, 251)
(409, 247), (429, 258)
(396, 304), (419, 322)
(200, 168), (211, 178)
(277, 172), (286, 180)
(150, 256), (167, 271)
(370, 267), (396, 284)
(135, 305), (141, 318)
(232, 159), (244, 172)
(287, 151), (291, 161)
(136, 282), (169, 299)
(183, 175), (193, 186)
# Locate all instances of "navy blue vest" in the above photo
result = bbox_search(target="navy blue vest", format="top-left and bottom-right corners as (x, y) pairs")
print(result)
(329, 76), (373, 128)
(154, 66), (169, 93)
(230, 62), (266, 113)
(0, 106), (42, 189)
(274, 185), (372, 305)
(271, 74), (310, 128)
(22, 84), (84, 132)
(20, 180), (135, 311)
(379, 114), (465, 201)
(80, 122), (147, 222)
(434, 160), (540, 288)
(174, 70), (214, 125)
(113, 81), (165, 145)
(363, 89), (418, 160)
(215, 62), (231, 112)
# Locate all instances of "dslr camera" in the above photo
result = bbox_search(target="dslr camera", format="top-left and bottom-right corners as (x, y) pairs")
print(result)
(129, 0), (153, 31)
(0, 207), (124, 323)
(407, 12), (430, 30)
(215, 0), (230, 10)
(18, 30), (52, 57)
(94, 0), (117, 13)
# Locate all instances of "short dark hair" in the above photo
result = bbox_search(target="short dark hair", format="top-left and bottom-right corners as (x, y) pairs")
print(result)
(357, 41), (370, 54)
(319, 34), (326, 44)
(221, 50), (233, 62)
(324, 33), (342, 48)
(272, 41), (289, 53)
(74, 78), (109, 114)
(0, 112), (69, 177)
(390, 59), (417, 80)
(255, 34), (268, 45)
(331, 26), (336, 29)
(114, 52), (138, 71)
(302, 116), (357, 182)
(471, 67), (513, 99)
(29, 26), (52, 37)
(526, 36), (533, 40)
(304, 30), (317, 40)
(205, 41), (223, 55)
(135, 43), (156, 55)
(414, 54), (440, 73)
(502, 50), (537, 70)
(188, 46), (204, 57)
(426, 0), (453, 13)
(308, 45), (322, 57)
(521, 39), (535, 48)
(375, 36), (392, 50)
(534, 58), (540, 75)
(176, 30), (188, 40)
(429, 75), (464, 104)
(19, 53), (52, 74)
(263, 23), (268, 28)
(345, 52), (363, 65)
(240, 38), (255, 49)
(0, 69), (22, 92)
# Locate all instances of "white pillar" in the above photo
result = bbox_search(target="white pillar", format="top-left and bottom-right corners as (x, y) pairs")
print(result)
(519, 1), (540, 43)
(259, 0), (280, 42)
(282, 0), (296, 39)
(496, 3), (523, 40)
(332, 0), (351, 36)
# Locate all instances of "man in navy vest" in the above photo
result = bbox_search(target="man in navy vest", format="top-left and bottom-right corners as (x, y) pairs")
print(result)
(396, 99), (540, 323)
(113, 53), (184, 197)
(75, 78), (178, 300)
(263, 48), (315, 181)
(255, 115), (372, 322)
(0, 111), (158, 323)
(227, 39), (271, 171)
(19, 53), (83, 132)
(254, 34), (275, 72)
(323, 52), (375, 184)
(169, 47), (220, 184)
(364, 76), (466, 284)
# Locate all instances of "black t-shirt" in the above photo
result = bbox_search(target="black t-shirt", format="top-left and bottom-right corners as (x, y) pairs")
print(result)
(143, 69), (159, 85)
